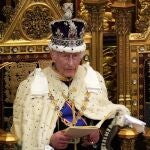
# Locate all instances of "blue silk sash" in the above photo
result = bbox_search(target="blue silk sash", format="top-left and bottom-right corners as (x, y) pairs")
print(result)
(60, 102), (87, 126)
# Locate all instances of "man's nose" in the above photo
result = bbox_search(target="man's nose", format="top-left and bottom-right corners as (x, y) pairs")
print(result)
(68, 55), (74, 65)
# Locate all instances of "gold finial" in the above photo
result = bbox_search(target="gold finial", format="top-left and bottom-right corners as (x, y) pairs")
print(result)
(78, 0), (89, 22)
(118, 128), (138, 139)
(0, 129), (18, 143)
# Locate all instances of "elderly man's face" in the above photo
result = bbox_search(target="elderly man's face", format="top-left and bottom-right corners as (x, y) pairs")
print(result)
(51, 51), (84, 78)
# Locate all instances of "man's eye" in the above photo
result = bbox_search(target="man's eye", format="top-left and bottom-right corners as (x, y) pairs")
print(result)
(73, 56), (78, 59)
(74, 54), (80, 58)
(63, 55), (68, 58)
(61, 54), (67, 57)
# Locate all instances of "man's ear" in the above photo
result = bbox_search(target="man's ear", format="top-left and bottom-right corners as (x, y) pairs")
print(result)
(50, 51), (57, 62)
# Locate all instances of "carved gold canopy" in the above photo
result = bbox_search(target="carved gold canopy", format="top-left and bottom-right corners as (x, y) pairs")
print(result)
(0, 0), (63, 55)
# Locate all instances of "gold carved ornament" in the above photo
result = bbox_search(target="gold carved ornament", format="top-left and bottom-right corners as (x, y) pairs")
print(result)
(21, 4), (53, 40)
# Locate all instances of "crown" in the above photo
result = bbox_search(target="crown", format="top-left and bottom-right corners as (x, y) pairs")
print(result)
(48, 3), (87, 53)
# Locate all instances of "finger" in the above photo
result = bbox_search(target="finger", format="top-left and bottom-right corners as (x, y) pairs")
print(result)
(58, 143), (68, 149)
(59, 140), (70, 144)
(61, 131), (73, 140)
(61, 143), (68, 147)
(59, 135), (73, 145)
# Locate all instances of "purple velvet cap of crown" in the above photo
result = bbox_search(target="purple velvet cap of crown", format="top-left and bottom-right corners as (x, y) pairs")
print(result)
(48, 18), (87, 53)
